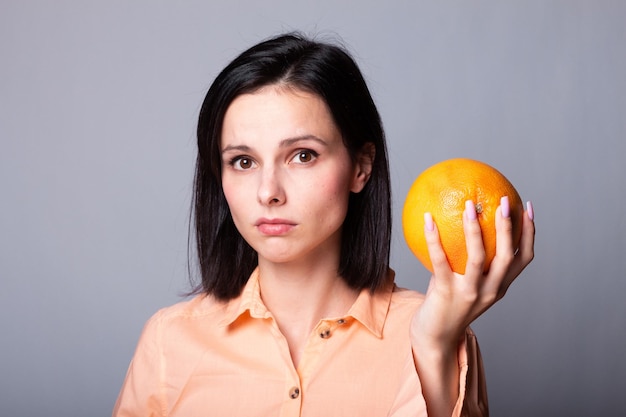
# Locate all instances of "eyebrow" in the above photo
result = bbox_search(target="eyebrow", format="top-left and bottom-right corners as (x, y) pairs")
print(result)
(221, 135), (328, 154)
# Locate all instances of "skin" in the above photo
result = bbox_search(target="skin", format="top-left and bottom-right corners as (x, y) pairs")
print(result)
(413, 198), (535, 416)
(220, 85), (372, 367)
(220, 84), (536, 416)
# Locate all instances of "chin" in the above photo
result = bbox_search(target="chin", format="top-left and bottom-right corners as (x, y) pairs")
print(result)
(259, 253), (297, 264)
(252, 245), (296, 264)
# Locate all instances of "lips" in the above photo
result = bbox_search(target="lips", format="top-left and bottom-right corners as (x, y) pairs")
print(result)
(255, 218), (297, 235)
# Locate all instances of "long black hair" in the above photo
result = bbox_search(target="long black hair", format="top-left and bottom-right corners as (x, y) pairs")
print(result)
(192, 32), (392, 300)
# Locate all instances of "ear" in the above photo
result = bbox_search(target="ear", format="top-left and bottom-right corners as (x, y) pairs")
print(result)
(350, 142), (375, 193)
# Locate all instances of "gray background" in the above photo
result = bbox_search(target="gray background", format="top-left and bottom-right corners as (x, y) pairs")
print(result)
(1, 1), (625, 416)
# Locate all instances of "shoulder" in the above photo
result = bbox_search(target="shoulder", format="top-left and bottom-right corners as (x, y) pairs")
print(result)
(131, 294), (237, 364)
(142, 294), (227, 334)
(371, 284), (425, 335)
(382, 269), (425, 306)
(370, 269), (426, 320)
(390, 285), (425, 310)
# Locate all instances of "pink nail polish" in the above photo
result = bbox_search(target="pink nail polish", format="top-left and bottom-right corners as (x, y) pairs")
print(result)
(501, 196), (510, 218)
(424, 212), (434, 231)
(465, 200), (477, 221)
(526, 201), (534, 220)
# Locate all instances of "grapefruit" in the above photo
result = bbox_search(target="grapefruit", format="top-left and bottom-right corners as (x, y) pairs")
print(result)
(402, 158), (523, 274)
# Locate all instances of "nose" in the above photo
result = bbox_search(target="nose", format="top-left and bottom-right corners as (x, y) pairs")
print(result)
(257, 166), (286, 206)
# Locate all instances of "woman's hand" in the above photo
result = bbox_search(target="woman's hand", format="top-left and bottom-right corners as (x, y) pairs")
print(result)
(410, 197), (535, 416)
(414, 197), (535, 345)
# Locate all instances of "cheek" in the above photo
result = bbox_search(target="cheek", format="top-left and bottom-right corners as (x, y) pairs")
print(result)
(221, 179), (245, 217)
(308, 172), (352, 217)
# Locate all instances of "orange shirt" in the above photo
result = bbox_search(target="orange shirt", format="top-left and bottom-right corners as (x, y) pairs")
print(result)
(113, 269), (487, 416)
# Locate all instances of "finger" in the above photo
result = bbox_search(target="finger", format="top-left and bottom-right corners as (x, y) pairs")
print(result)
(488, 196), (517, 296)
(463, 200), (486, 278)
(502, 200), (536, 276)
(516, 201), (536, 268)
(423, 212), (453, 278)
(492, 199), (536, 301)
(490, 197), (515, 271)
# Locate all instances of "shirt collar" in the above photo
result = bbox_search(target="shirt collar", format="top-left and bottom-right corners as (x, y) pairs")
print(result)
(221, 268), (270, 326)
(221, 267), (396, 338)
(346, 269), (395, 338)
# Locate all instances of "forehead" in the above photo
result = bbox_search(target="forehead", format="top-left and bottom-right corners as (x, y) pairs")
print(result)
(221, 86), (339, 145)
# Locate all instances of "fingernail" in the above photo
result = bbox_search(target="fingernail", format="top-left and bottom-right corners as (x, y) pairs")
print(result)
(424, 212), (434, 231)
(526, 200), (534, 221)
(465, 200), (477, 221)
(500, 196), (510, 218)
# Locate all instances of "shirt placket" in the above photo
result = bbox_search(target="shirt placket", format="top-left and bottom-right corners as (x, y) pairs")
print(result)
(278, 317), (350, 417)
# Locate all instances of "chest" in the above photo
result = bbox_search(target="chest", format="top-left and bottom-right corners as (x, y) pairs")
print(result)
(161, 316), (425, 416)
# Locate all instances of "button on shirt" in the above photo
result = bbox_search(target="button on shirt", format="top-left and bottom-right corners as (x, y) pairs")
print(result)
(113, 268), (488, 416)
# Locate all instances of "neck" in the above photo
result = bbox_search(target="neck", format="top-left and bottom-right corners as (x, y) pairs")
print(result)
(257, 260), (357, 322)
(256, 259), (359, 368)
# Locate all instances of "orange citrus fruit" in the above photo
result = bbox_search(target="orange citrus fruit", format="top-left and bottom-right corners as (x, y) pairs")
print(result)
(402, 158), (523, 274)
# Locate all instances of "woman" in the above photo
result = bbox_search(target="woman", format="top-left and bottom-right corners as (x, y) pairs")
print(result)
(113, 33), (535, 417)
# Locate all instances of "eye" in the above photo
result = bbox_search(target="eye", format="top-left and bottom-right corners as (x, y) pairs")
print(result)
(291, 150), (318, 164)
(230, 156), (256, 170)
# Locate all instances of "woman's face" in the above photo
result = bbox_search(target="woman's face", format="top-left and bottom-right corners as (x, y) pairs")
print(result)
(220, 86), (369, 267)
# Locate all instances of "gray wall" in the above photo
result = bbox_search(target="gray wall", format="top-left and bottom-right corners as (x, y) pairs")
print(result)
(1, 1), (624, 416)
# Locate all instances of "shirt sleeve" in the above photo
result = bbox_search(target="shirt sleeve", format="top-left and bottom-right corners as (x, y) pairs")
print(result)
(112, 313), (166, 417)
(452, 327), (489, 417)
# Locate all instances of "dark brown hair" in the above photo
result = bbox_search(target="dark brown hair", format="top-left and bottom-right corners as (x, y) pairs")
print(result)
(191, 32), (392, 300)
